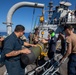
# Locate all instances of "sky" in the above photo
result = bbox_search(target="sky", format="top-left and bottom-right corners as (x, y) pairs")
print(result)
(0, 0), (76, 32)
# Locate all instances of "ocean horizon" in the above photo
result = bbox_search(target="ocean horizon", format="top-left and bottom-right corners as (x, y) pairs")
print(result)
(0, 32), (30, 39)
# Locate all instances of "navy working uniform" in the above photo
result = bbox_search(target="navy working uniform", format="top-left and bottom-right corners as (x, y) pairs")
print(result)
(3, 32), (25, 75)
(48, 33), (57, 60)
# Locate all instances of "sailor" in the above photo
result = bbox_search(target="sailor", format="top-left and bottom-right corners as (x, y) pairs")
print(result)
(32, 27), (40, 44)
(28, 27), (39, 44)
(48, 29), (57, 60)
(60, 25), (76, 75)
(28, 32), (33, 44)
(3, 25), (36, 75)
(41, 29), (57, 60)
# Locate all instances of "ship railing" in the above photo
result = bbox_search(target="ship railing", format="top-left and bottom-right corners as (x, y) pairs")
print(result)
(67, 18), (76, 22)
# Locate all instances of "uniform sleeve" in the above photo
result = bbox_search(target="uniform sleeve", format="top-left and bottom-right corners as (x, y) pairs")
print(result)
(3, 39), (15, 55)
(49, 37), (57, 52)
(52, 37), (57, 44)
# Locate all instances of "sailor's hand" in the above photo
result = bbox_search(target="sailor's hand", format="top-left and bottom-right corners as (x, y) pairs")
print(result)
(41, 39), (44, 42)
(0, 37), (4, 41)
(59, 33), (65, 39)
(59, 58), (63, 63)
(41, 39), (47, 43)
(35, 39), (38, 41)
(60, 57), (67, 64)
(41, 40), (44, 43)
(31, 44), (37, 47)
(59, 57), (65, 64)
(21, 48), (31, 54)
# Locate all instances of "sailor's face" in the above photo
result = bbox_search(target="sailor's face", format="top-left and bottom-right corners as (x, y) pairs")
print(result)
(65, 29), (71, 35)
(35, 30), (39, 34)
(20, 31), (25, 37)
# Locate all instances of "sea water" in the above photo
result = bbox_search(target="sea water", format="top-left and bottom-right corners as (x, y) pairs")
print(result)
(0, 32), (30, 39)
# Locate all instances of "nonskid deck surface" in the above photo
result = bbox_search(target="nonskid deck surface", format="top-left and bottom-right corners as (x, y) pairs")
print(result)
(0, 66), (6, 75)
(0, 54), (68, 75)
(0, 42), (68, 75)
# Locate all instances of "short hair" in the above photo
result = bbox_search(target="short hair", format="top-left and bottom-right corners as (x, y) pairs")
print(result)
(35, 27), (39, 31)
(48, 29), (54, 34)
(14, 25), (25, 32)
(63, 25), (73, 31)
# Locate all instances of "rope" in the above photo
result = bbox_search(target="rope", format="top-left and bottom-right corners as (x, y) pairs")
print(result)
(37, 44), (47, 57)
(31, 8), (35, 31)
(37, 44), (43, 52)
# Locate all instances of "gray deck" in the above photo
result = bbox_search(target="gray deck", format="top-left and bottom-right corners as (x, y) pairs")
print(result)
(0, 59), (68, 75)
(0, 66), (6, 75)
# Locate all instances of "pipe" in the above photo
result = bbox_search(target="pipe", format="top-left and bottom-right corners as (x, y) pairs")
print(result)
(21, 43), (44, 67)
(6, 2), (44, 35)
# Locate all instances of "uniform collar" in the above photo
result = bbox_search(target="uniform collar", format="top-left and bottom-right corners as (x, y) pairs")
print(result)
(12, 32), (19, 39)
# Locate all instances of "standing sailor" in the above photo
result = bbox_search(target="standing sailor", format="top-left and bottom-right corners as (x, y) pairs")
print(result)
(32, 27), (40, 44)
(60, 25), (76, 75)
(41, 29), (57, 60)
(3, 25), (35, 75)
(48, 29), (57, 59)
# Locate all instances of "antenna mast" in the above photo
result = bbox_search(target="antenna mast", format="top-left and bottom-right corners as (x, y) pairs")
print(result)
(48, 0), (53, 24)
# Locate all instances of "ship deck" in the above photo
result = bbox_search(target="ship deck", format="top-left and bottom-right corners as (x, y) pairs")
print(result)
(0, 55), (68, 75)
(0, 66), (6, 75)
(0, 42), (68, 75)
